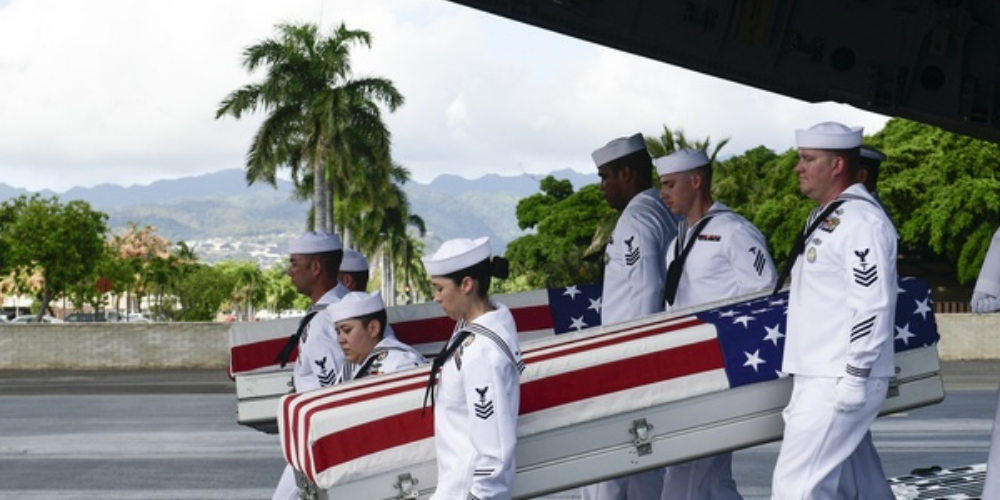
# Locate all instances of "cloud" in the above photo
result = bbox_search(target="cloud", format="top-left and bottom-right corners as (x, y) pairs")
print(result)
(0, 0), (888, 191)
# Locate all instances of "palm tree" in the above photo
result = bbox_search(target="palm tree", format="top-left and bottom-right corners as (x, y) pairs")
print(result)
(645, 124), (729, 164)
(216, 22), (404, 232)
(343, 162), (427, 305)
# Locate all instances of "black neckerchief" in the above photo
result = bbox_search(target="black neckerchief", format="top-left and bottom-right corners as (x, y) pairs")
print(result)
(274, 310), (319, 368)
(422, 330), (473, 415)
(664, 215), (715, 306)
(354, 348), (392, 379)
(772, 200), (845, 295)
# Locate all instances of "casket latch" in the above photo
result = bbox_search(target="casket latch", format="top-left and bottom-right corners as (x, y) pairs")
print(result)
(887, 364), (901, 398)
(887, 376), (901, 398)
(394, 472), (420, 499)
(629, 418), (654, 456)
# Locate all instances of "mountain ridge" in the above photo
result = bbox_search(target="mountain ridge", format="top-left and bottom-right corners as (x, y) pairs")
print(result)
(0, 168), (599, 257)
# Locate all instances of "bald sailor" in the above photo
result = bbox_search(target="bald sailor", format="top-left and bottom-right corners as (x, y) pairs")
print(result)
(771, 122), (897, 499)
(581, 133), (678, 499)
(272, 231), (353, 500)
(656, 148), (776, 500)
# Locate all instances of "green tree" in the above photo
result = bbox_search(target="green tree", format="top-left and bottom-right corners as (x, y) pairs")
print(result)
(217, 22), (404, 234)
(262, 264), (299, 317)
(645, 124), (730, 164)
(343, 162), (428, 304)
(505, 179), (616, 289)
(217, 260), (265, 321)
(870, 118), (1000, 283)
(170, 264), (236, 322)
(0, 195), (108, 320)
(714, 148), (813, 263)
(108, 223), (172, 315)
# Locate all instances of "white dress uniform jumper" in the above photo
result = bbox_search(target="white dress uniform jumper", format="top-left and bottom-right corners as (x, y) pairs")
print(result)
(772, 183), (898, 500)
(273, 284), (352, 500)
(661, 202), (777, 500)
(600, 187), (678, 325)
(973, 227), (1000, 498)
(353, 334), (426, 378)
(584, 187), (676, 499)
(664, 202), (777, 310)
(431, 302), (523, 500)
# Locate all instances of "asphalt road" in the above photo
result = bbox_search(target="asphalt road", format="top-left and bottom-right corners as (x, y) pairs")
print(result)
(0, 362), (996, 499)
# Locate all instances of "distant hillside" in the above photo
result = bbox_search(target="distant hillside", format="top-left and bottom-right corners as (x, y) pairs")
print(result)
(428, 168), (598, 198)
(0, 168), (599, 257)
(61, 170), (300, 212)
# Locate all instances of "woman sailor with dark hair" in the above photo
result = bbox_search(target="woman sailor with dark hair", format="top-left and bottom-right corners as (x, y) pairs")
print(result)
(327, 291), (426, 379)
(421, 237), (523, 500)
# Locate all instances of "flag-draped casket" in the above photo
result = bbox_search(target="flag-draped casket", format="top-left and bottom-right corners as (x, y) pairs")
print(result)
(229, 290), (559, 433)
(259, 278), (944, 498)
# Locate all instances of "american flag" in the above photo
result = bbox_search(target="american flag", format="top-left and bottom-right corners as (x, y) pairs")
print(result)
(233, 278), (937, 382)
(277, 277), (940, 489)
(544, 277), (938, 388)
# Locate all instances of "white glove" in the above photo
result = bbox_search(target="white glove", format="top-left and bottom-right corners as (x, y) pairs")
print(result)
(834, 376), (867, 413)
(971, 292), (1000, 314)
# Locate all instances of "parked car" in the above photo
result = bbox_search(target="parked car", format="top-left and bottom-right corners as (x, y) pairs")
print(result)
(65, 312), (121, 323)
(10, 315), (64, 324)
(125, 313), (152, 323)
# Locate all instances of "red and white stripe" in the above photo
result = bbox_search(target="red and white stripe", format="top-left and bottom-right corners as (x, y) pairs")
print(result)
(229, 290), (556, 378)
(279, 309), (731, 489)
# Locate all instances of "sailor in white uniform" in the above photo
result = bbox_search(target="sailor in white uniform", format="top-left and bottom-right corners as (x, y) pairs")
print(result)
(855, 145), (895, 224)
(837, 144), (897, 499)
(422, 237), (523, 500)
(596, 133), (679, 327)
(971, 226), (1000, 498)
(272, 231), (352, 500)
(656, 148), (776, 500)
(329, 290), (426, 378)
(771, 122), (897, 500)
(338, 248), (371, 292)
(582, 134), (677, 499)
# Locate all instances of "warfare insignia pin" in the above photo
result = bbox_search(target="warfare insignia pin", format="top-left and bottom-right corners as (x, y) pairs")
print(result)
(376, 351), (389, 361)
(806, 247), (817, 263)
(463, 334), (476, 347)
(819, 216), (841, 233)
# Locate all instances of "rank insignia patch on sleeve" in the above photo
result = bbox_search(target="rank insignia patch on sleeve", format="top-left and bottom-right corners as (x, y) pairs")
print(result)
(853, 248), (878, 286)
(749, 247), (767, 275)
(474, 385), (494, 420)
(624, 236), (640, 266)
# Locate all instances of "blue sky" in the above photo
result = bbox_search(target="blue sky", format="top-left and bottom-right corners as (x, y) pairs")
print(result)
(0, 0), (888, 192)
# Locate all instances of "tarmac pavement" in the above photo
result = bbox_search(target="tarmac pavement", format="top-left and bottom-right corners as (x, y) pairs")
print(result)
(0, 361), (996, 499)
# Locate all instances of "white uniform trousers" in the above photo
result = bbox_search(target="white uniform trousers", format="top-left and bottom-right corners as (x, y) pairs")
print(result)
(983, 386), (1000, 498)
(272, 464), (298, 500)
(660, 453), (742, 500)
(580, 467), (665, 499)
(772, 376), (889, 500)
(835, 432), (894, 499)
